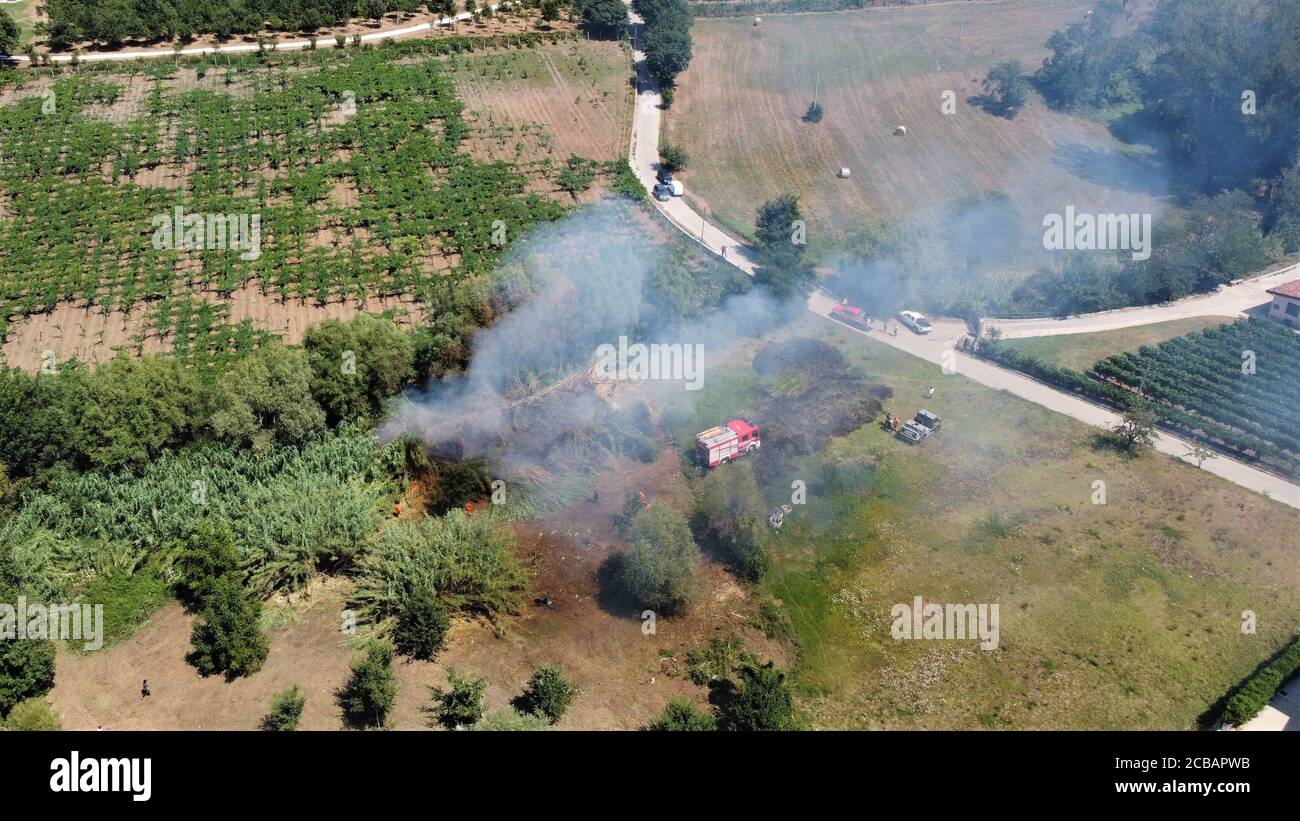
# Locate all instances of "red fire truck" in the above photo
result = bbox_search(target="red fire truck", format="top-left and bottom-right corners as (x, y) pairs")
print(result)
(696, 419), (761, 467)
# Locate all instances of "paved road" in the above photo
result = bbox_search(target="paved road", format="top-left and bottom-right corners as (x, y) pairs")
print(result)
(806, 291), (1300, 509)
(11, 6), (1298, 509)
(985, 262), (1300, 339)
(627, 12), (759, 274)
(622, 8), (1297, 509)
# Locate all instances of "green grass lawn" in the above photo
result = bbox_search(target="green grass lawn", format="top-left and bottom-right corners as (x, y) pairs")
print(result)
(999, 318), (1231, 371)
(667, 315), (1300, 729)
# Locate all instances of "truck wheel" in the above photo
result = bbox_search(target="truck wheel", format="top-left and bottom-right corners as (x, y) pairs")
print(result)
(746, 444), (757, 454)
(720, 456), (730, 464)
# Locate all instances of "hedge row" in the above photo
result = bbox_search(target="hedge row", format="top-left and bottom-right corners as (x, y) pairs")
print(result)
(1222, 635), (1300, 726)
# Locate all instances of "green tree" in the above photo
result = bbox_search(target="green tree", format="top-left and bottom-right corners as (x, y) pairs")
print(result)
(0, 8), (19, 56)
(261, 686), (306, 731)
(540, 0), (561, 24)
(70, 354), (212, 473)
(713, 660), (795, 731)
(696, 461), (770, 581)
(1033, 0), (1141, 111)
(644, 22), (692, 86)
(802, 101), (823, 123)
(188, 574), (270, 679)
(647, 699), (715, 731)
(0, 638), (56, 719)
(211, 344), (326, 447)
(577, 0), (628, 37)
(557, 154), (597, 196)
(658, 142), (688, 172)
(430, 667), (487, 728)
(3, 697), (61, 730)
(175, 522), (243, 605)
(304, 314), (415, 426)
(980, 60), (1029, 118)
(1106, 406), (1159, 455)
(1266, 169), (1300, 253)
(753, 195), (814, 300)
(393, 586), (451, 661)
(620, 504), (701, 612)
(338, 640), (398, 729)
(514, 665), (577, 724)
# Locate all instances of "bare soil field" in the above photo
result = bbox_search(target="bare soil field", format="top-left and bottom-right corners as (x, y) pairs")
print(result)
(449, 39), (633, 180)
(663, 0), (1165, 259)
(48, 448), (790, 730)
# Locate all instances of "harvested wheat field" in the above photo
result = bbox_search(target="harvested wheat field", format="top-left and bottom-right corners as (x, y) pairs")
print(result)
(663, 0), (1166, 259)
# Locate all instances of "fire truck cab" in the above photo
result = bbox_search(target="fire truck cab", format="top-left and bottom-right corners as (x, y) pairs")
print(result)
(696, 419), (761, 468)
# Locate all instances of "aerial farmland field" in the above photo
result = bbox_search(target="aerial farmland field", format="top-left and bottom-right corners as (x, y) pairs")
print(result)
(0, 0), (1297, 795)
(662, 0), (1165, 262)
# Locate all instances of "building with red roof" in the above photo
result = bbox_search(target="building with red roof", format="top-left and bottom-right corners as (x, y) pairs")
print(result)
(1265, 278), (1300, 328)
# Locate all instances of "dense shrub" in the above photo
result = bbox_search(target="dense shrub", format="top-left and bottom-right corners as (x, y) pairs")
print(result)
(647, 699), (716, 731)
(695, 461), (770, 581)
(513, 665), (577, 724)
(353, 510), (525, 629)
(305, 314), (415, 427)
(187, 574), (270, 679)
(0, 636), (55, 720)
(430, 667), (487, 728)
(338, 640), (398, 729)
(4, 698), (61, 731)
(712, 660), (795, 731)
(262, 686), (306, 731)
(471, 708), (551, 730)
(619, 504), (701, 613)
(1223, 635), (1300, 726)
(392, 586), (452, 661)
(175, 523), (242, 605)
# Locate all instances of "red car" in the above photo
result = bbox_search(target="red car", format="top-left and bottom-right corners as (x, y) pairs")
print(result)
(830, 303), (871, 331)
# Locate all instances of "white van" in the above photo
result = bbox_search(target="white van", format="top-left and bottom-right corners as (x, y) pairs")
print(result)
(898, 310), (932, 334)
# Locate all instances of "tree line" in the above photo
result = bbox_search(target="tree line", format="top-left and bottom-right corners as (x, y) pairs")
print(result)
(37, 0), (560, 48)
(634, 0), (693, 95)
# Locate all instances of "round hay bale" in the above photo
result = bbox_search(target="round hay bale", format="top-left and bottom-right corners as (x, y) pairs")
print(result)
(893, 125), (907, 136)
(837, 167), (851, 178)
(754, 16), (762, 26)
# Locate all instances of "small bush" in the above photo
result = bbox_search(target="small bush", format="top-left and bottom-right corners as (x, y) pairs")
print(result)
(647, 699), (715, 731)
(713, 660), (796, 731)
(4, 697), (60, 730)
(471, 708), (551, 731)
(393, 587), (452, 661)
(619, 504), (701, 613)
(261, 686), (305, 731)
(513, 665), (577, 724)
(658, 143), (688, 172)
(430, 667), (487, 728)
(338, 640), (398, 729)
